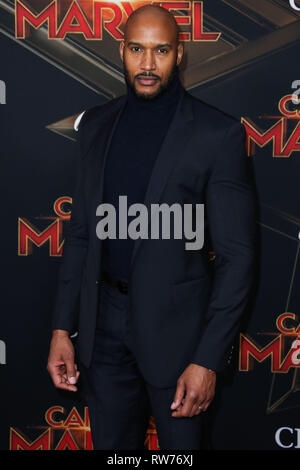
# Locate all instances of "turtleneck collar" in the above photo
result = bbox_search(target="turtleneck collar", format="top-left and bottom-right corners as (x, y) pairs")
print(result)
(125, 68), (184, 110)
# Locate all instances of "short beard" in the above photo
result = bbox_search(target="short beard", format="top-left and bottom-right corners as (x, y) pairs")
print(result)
(123, 61), (179, 101)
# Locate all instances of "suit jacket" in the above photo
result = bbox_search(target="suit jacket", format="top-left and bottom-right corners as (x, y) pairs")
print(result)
(52, 88), (256, 388)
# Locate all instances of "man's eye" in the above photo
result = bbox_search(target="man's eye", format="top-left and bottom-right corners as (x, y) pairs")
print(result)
(157, 48), (168, 54)
(131, 47), (141, 52)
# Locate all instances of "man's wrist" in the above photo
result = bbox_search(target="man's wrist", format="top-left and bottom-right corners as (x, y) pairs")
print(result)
(52, 329), (70, 338)
(190, 362), (216, 374)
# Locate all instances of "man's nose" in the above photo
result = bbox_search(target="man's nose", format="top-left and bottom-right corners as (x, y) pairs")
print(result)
(140, 50), (156, 71)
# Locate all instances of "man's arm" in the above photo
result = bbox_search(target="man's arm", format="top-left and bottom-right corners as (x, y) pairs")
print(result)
(171, 120), (256, 417)
(51, 113), (89, 333)
(190, 120), (256, 371)
(47, 113), (89, 391)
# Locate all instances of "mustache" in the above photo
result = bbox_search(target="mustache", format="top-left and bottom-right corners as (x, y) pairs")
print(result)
(135, 72), (161, 80)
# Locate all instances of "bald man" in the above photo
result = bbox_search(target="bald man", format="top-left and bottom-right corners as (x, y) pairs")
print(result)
(47, 5), (256, 450)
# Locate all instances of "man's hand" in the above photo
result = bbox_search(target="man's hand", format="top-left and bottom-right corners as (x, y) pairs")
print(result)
(170, 363), (216, 417)
(47, 329), (80, 392)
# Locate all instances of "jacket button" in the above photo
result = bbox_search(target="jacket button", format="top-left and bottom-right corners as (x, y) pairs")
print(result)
(96, 280), (99, 284)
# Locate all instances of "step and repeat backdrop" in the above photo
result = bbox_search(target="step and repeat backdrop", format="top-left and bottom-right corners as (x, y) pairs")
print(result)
(1, 0), (300, 451)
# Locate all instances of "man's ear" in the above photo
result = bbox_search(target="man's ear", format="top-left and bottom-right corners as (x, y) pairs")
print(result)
(119, 41), (125, 62)
(176, 42), (184, 66)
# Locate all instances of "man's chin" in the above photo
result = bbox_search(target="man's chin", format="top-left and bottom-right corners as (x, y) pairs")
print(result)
(133, 85), (164, 101)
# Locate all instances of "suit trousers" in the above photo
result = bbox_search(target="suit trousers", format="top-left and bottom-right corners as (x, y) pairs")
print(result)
(79, 277), (204, 450)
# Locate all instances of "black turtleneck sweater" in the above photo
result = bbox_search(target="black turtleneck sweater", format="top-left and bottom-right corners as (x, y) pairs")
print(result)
(101, 71), (185, 281)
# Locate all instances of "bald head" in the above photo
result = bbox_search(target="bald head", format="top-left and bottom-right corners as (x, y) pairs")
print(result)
(124, 4), (180, 46)
(120, 4), (183, 100)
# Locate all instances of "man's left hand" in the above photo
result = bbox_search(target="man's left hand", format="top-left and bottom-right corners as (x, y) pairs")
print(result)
(170, 363), (216, 418)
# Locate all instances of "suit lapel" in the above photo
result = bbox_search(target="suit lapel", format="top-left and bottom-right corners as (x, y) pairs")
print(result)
(129, 90), (194, 275)
(90, 96), (127, 277)
(91, 90), (195, 280)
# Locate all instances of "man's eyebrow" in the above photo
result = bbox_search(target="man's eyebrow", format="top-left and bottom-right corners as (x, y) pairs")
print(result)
(127, 41), (172, 48)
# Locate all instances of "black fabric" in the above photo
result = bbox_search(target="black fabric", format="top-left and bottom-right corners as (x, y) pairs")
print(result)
(101, 70), (185, 281)
(52, 85), (256, 386)
(80, 279), (204, 450)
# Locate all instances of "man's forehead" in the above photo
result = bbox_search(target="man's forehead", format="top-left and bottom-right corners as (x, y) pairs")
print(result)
(124, 29), (176, 45)
(124, 10), (177, 41)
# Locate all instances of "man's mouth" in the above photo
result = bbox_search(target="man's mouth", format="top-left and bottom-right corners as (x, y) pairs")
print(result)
(136, 76), (159, 86)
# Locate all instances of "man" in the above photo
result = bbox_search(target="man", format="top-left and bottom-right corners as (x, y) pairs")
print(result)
(47, 5), (256, 450)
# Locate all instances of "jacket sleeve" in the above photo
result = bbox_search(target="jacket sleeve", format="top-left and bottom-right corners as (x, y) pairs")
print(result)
(190, 120), (256, 372)
(51, 113), (89, 333)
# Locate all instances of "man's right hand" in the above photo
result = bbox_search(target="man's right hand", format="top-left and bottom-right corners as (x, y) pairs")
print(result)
(47, 329), (80, 392)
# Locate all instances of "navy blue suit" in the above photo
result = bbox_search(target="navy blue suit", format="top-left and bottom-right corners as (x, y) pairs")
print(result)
(52, 88), (256, 392)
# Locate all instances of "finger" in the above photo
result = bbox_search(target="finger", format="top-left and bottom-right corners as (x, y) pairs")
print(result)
(65, 359), (77, 384)
(174, 400), (201, 418)
(65, 370), (80, 385)
(50, 368), (77, 391)
(173, 400), (184, 412)
(51, 371), (63, 388)
(48, 361), (78, 391)
(48, 363), (64, 385)
(56, 381), (78, 392)
(200, 399), (212, 412)
(191, 401), (204, 416)
(196, 395), (213, 414)
(189, 399), (202, 416)
(170, 380), (185, 410)
(172, 392), (196, 418)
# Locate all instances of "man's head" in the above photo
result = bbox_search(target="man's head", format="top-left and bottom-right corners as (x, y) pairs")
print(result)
(120, 5), (183, 100)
